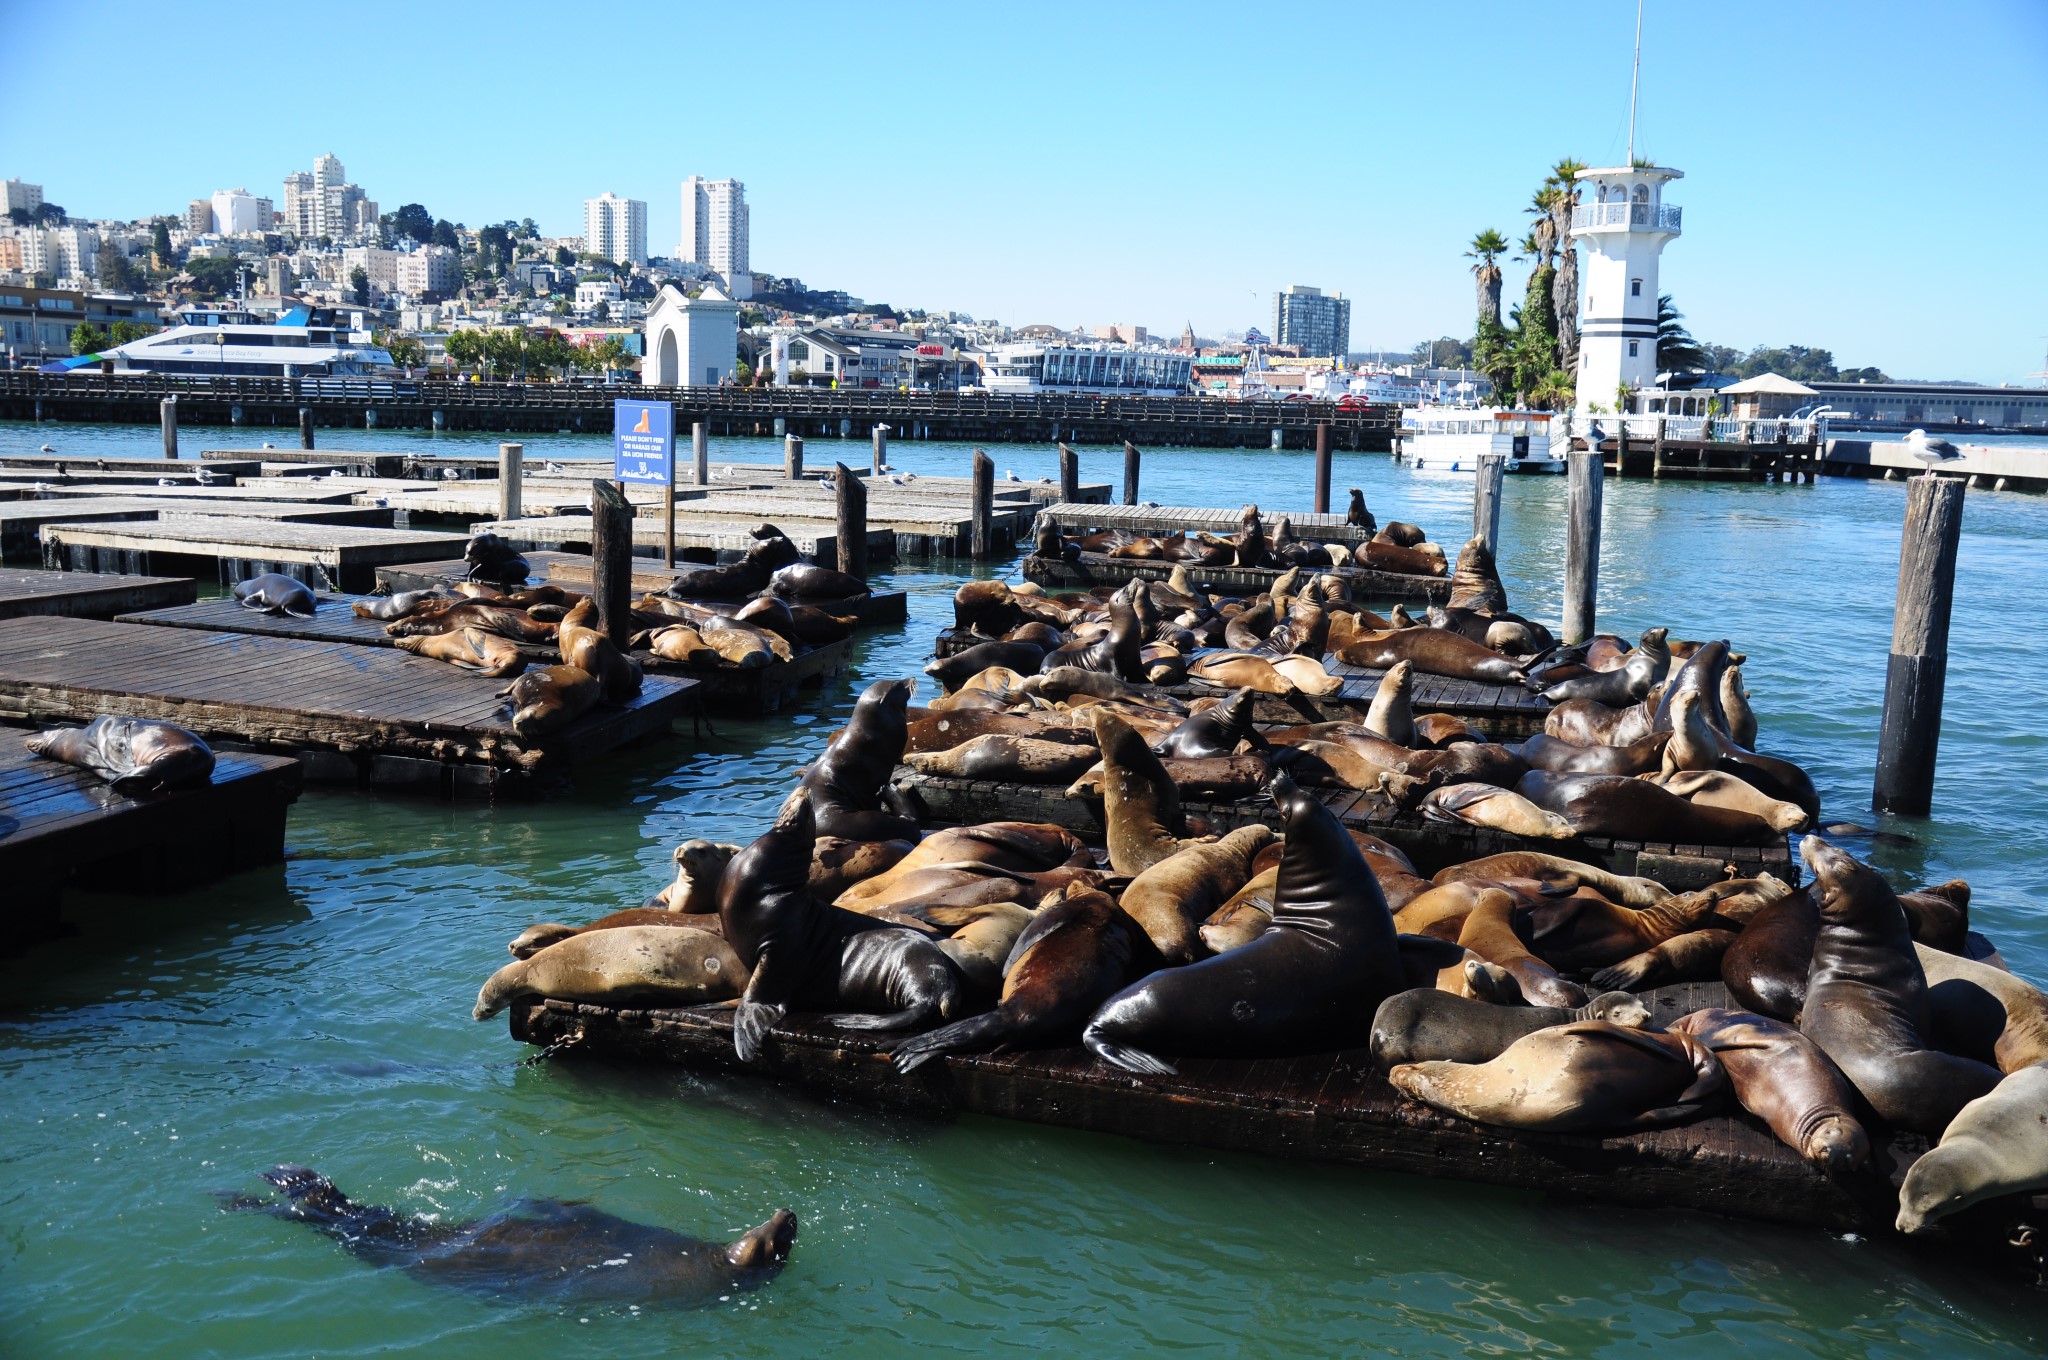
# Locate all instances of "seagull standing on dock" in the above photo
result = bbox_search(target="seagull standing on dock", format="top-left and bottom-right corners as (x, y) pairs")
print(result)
(38, 443), (54, 453)
(819, 474), (838, 493)
(1903, 428), (1963, 477)
(261, 441), (275, 449)
(1003, 469), (1021, 482)
(157, 478), (176, 486)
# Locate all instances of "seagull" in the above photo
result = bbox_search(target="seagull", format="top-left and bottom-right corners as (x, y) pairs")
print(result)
(328, 469), (347, 479)
(373, 496), (390, 507)
(53, 463), (70, 479)
(1140, 500), (1160, 508)
(38, 443), (54, 453)
(1037, 476), (1053, 485)
(1003, 469), (1021, 482)
(440, 467), (461, 480)
(95, 459), (108, 471)
(261, 441), (276, 449)
(888, 474), (906, 486)
(1903, 428), (1963, 478)
(33, 481), (52, 492)
(544, 461), (565, 475)
(902, 471), (918, 483)
(157, 477), (176, 486)
(819, 475), (838, 493)
(197, 467), (224, 486)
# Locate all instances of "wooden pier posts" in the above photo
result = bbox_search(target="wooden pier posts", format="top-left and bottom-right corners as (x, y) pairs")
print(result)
(784, 433), (804, 481)
(1122, 441), (1141, 505)
(1615, 425), (1630, 478)
(498, 443), (523, 520)
(871, 423), (888, 475)
(1313, 422), (1332, 514)
(971, 449), (995, 559)
(1058, 443), (1080, 505)
(298, 407), (315, 450)
(589, 480), (634, 648)
(1652, 417), (1667, 479)
(692, 421), (708, 487)
(1873, 476), (1965, 815)
(835, 462), (867, 581)
(1473, 454), (1505, 556)
(1564, 450), (1604, 644)
(160, 396), (178, 459)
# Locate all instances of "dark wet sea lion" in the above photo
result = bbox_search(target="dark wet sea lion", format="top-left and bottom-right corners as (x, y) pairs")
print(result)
(798, 678), (920, 842)
(352, 587), (447, 621)
(1797, 836), (2000, 1136)
(462, 532), (530, 587)
(1332, 626), (1526, 685)
(1541, 628), (1670, 705)
(1544, 697), (1657, 748)
(26, 715), (215, 792)
(892, 884), (1136, 1072)
(235, 1165), (794, 1307)
(232, 572), (317, 618)
(1668, 1008), (1871, 1173)
(1515, 770), (1779, 845)
(1515, 730), (1669, 775)
(1370, 988), (1651, 1069)
(1344, 488), (1377, 532)
(663, 533), (800, 599)
(1389, 1021), (1726, 1133)
(769, 562), (868, 603)
(1721, 888), (1818, 1020)
(720, 789), (965, 1061)
(1515, 887), (1718, 974)
(1082, 770), (1406, 1075)
(1153, 687), (1262, 760)
(1047, 584), (1146, 682)
(498, 665), (599, 738)
(1651, 638), (1731, 734)
(1897, 1065), (2048, 1234)
(924, 641), (1046, 692)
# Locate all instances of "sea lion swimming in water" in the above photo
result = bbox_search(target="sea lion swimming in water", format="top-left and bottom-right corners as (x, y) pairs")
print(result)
(1082, 770), (1406, 1075)
(25, 715), (216, 793)
(232, 572), (317, 619)
(231, 1165), (795, 1307)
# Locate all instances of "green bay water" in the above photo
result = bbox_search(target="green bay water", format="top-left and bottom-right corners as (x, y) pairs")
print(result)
(2, 421), (2046, 1356)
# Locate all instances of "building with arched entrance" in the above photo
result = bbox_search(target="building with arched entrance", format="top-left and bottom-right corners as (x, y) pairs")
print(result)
(641, 280), (738, 388)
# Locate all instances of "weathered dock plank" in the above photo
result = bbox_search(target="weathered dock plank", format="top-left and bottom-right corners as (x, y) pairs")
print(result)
(0, 616), (694, 796)
(35, 517), (468, 591)
(0, 567), (197, 621)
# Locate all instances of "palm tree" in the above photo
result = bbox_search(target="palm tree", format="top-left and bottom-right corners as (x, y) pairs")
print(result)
(1656, 294), (1707, 372)
(1466, 229), (1508, 327)
(1525, 187), (1561, 272)
(1546, 159), (1588, 374)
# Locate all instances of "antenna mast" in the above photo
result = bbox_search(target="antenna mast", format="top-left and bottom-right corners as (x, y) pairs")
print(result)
(1626, 0), (1644, 165)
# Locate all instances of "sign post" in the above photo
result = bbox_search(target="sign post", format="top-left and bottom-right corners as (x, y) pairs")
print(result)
(614, 398), (675, 567)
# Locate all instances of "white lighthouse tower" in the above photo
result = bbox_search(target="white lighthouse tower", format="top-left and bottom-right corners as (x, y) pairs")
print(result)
(1570, 163), (1682, 417)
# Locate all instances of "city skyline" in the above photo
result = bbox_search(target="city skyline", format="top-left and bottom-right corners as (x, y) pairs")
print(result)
(2, 0), (2043, 381)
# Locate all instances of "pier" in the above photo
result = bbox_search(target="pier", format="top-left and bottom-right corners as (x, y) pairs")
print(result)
(0, 567), (196, 620)
(36, 517), (470, 591)
(1023, 551), (1455, 606)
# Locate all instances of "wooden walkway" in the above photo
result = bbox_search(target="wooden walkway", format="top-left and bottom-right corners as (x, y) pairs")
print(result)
(895, 770), (1796, 889)
(506, 977), (1888, 1232)
(1, 733), (301, 942)
(1039, 502), (1385, 543)
(1024, 552), (1454, 607)
(36, 517), (468, 592)
(0, 567), (196, 621)
(0, 616), (695, 796)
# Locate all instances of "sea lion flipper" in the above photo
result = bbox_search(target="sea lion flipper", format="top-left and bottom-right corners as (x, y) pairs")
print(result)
(1087, 1037), (1178, 1077)
(821, 1006), (935, 1033)
(733, 998), (786, 1062)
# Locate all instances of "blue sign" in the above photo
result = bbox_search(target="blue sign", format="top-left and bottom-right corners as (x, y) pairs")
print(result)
(613, 400), (673, 485)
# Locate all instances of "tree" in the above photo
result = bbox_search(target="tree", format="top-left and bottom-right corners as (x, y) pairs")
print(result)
(70, 322), (110, 355)
(109, 320), (157, 346)
(443, 329), (486, 374)
(1546, 158), (1588, 374)
(733, 358), (754, 387)
(1513, 266), (1566, 406)
(483, 328), (524, 377)
(349, 266), (371, 306)
(184, 256), (239, 298)
(789, 367), (811, 386)
(477, 224), (512, 275)
(1407, 337), (1473, 369)
(1655, 295), (1706, 373)
(1698, 342), (1743, 375)
(518, 218), (539, 239)
(151, 219), (174, 269)
(553, 245), (574, 268)
(1465, 229), (1507, 327)
(391, 203), (434, 244)
(99, 250), (140, 293)
(1472, 315), (1516, 402)
(32, 202), (66, 226)
(379, 332), (425, 369)
(432, 219), (459, 249)
(5, 207), (27, 226)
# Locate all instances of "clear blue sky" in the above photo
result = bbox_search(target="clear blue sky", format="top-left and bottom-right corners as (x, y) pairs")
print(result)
(4, 1), (2043, 381)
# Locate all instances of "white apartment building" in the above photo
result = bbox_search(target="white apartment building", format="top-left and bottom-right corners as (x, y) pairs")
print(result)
(341, 246), (400, 296)
(283, 155), (373, 241)
(395, 244), (459, 298)
(583, 192), (647, 266)
(678, 177), (750, 300)
(3, 179), (43, 216)
(186, 200), (214, 234)
(575, 279), (622, 312)
(211, 188), (274, 236)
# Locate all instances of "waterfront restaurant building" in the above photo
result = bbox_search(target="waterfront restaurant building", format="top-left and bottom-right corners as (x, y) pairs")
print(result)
(982, 341), (1193, 396)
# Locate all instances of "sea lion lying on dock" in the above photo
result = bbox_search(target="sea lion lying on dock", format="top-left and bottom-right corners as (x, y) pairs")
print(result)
(1897, 1065), (2048, 1234)
(25, 715), (215, 793)
(1369, 988), (1651, 1069)
(232, 573), (317, 619)
(474, 924), (744, 1017)
(352, 588), (449, 621)
(498, 665), (598, 737)
(1388, 1021), (1726, 1133)
(1668, 1008), (1870, 1174)
(462, 532), (529, 587)
(393, 627), (526, 677)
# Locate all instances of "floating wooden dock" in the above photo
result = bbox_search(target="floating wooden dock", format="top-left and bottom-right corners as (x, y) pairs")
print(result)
(2, 733), (302, 943)
(1023, 552), (1454, 607)
(0, 616), (695, 796)
(894, 769), (1795, 889)
(0, 567), (197, 621)
(32, 480), (366, 505)
(36, 517), (468, 592)
(1037, 502), (1384, 543)
(464, 514), (893, 565)
(0, 455), (263, 478)
(506, 977), (1886, 1232)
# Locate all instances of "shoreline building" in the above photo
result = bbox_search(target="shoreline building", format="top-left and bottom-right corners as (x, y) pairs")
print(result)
(642, 280), (738, 386)
(282, 155), (374, 241)
(981, 340), (1192, 396)
(678, 177), (750, 300)
(584, 192), (647, 267)
(3, 179), (42, 217)
(1272, 285), (1350, 359)
(1568, 165), (1682, 416)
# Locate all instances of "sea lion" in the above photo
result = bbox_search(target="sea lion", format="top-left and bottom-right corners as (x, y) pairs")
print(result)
(1046, 584), (1147, 682)
(903, 710), (1086, 756)
(1896, 1065), (2048, 1234)
(1659, 689), (1721, 775)
(660, 533), (799, 600)
(1089, 709), (1212, 875)
(461, 532), (530, 586)
(720, 789), (965, 1061)
(1082, 770), (1406, 1075)
(1541, 628), (1670, 706)
(1917, 943), (2048, 1074)
(1722, 888), (1819, 1020)
(1516, 887), (1719, 974)
(1414, 713), (1484, 749)
(955, 579), (1029, 636)
(1197, 866), (1282, 955)
(510, 909), (721, 959)
(351, 588), (447, 621)
(1370, 988), (1651, 1068)
(1024, 665), (1180, 710)
(386, 600), (559, 644)
(807, 836), (914, 901)
(1648, 768), (1810, 831)
(933, 901), (1037, 991)
(1515, 771), (1779, 845)
(1333, 627), (1526, 685)
(1430, 852), (1669, 908)
(1358, 536), (1446, 577)
(1720, 665), (1758, 747)
(1900, 881), (1971, 955)
(232, 572), (317, 618)
(1153, 687), (1262, 760)
(893, 884), (1135, 1072)
(656, 838), (742, 912)
(557, 599), (643, 702)
(1515, 731), (1670, 776)
(925, 641), (1046, 692)
(393, 627), (526, 678)
(1363, 661), (1416, 746)
(1388, 1021), (1725, 1133)
(1667, 1008), (1871, 1173)
(1544, 697), (1657, 748)
(1189, 651), (1341, 697)
(234, 1165), (795, 1307)
(497, 665), (599, 738)
(797, 678), (920, 842)
(905, 734), (1101, 784)
(1343, 488), (1377, 532)
(1419, 783), (1576, 839)
(1798, 836), (2001, 1136)
(1445, 536), (1507, 614)
(648, 624), (724, 665)
(25, 715), (215, 792)
(1119, 824), (1275, 964)
(1454, 888), (1588, 1007)
(473, 925), (744, 1018)
(1586, 928), (1738, 991)
(835, 822), (1090, 907)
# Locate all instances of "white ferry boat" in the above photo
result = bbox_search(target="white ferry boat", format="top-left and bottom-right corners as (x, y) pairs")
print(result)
(1399, 407), (1569, 474)
(102, 304), (392, 379)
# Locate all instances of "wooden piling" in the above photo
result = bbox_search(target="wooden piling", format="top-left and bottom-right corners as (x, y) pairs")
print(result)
(1058, 443), (1080, 505)
(971, 449), (995, 559)
(1313, 423), (1332, 514)
(784, 433), (804, 481)
(498, 443), (523, 520)
(1473, 454), (1505, 556)
(1873, 476), (1965, 815)
(835, 462), (867, 581)
(870, 423), (888, 476)
(1652, 417), (1666, 479)
(298, 407), (314, 450)
(692, 421), (708, 487)
(589, 480), (634, 648)
(1122, 441), (1141, 506)
(160, 397), (178, 459)
(1564, 450), (1603, 645)
(1616, 424), (1630, 478)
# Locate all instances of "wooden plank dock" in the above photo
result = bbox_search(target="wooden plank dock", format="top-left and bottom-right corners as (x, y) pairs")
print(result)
(0, 567), (197, 621)
(31, 481), (367, 504)
(1, 455), (263, 478)
(895, 769), (1795, 889)
(36, 517), (468, 592)
(1039, 502), (1385, 544)
(1024, 551), (1455, 607)
(505, 977), (1887, 1232)
(464, 514), (891, 564)
(1, 733), (302, 943)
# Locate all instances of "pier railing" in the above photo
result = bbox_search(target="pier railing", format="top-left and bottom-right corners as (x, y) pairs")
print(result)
(1604, 414), (1818, 443)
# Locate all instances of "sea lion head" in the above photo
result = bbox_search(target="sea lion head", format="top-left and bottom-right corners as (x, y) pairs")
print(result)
(1896, 1137), (1989, 1234)
(1799, 835), (1869, 919)
(1639, 626), (1670, 651)
(1801, 1113), (1872, 1177)
(725, 1207), (799, 1272)
(507, 923), (577, 959)
(1582, 991), (1653, 1029)
(1386, 660), (1413, 695)
(859, 677), (917, 717)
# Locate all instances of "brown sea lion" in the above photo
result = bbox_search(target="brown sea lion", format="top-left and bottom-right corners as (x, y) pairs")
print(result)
(656, 839), (742, 912)
(1197, 866), (1282, 955)
(1082, 770), (1407, 1075)
(1430, 852), (1669, 908)
(559, 598), (643, 702)
(1024, 665), (1183, 711)
(473, 925), (744, 1019)
(1120, 825), (1275, 964)
(1046, 584), (1147, 682)
(797, 678), (920, 842)
(835, 823), (1090, 908)
(1333, 627), (1526, 685)
(498, 665), (599, 738)
(808, 836), (915, 901)
(953, 579), (1029, 635)
(1445, 536), (1508, 614)
(1648, 767), (1810, 831)
(904, 709), (1084, 756)
(508, 908), (725, 961)
(1514, 771), (1779, 846)
(393, 627), (526, 678)
(1917, 944), (2048, 1074)
(1721, 888), (1818, 1021)
(933, 901), (1037, 991)
(1518, 888), (1719, 974)
(1668, 1008), (1871, 1173)
(1721, 665), (1758, 747)
(1419, 783), (1575, 839)
(1188, 651), (1342, 697)
(1797, 836), (2001, 1136)
(1659, 689), (1721, 775)
(1388, 1021), (1725, 1133)
(1587, 928), (1738, 991)
(1370, 988), (1651, 1069)
(924, 641), (1047, 693)
(1515, 731), (1670, 775)
(1358, 537), (1446, 577)
(25, 715), (215, 793)
(1089, 709), (1212, 875)
(905, 735), (1101, 784)
(1900, 880), (1971, 955)
(1414, 713), (1485, 748)
(1897, 1066), (2048, 1235)
(1544, 697), (1658, 748)
(647, 624), (724, 665)
(1454, 889), (1587, 1007)
(1363, 661), (1416, 746)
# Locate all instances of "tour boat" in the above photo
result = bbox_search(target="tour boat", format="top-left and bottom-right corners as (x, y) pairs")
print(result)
(1398, 406), (1569, 474)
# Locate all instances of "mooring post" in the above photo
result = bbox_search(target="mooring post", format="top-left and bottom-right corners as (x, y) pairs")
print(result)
(1873, 476), (1965, 815)
(498, 442), (523, 520)
(1652, 416), (1667, 479)
(835, 461), (868, 581)
(971, 448), (995, 559)
(1564, 449), (1604, 644)
(1473, 454), (1505, 556)
(692, 420), (708, 487)
(783, 433), (803, 482)
(1313, 422), (1332, 514)
(1615, 423), (1629, 479)
(159, 396), (178, 459)
(1058, 442), (1080, 504)
(871, 423), (888, 476)
(590, 479), (634, 649)
(298, 406), (315, 450)
(1122, 440), (1140, 506)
